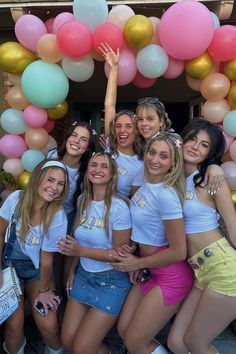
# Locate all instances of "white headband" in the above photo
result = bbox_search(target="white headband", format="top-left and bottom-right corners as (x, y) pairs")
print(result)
(41, 160), (67, 172)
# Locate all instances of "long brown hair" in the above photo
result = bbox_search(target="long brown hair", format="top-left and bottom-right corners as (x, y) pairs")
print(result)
(73, 152), (128, 237)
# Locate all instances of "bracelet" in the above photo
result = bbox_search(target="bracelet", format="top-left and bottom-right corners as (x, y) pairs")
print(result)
(38, 287), (50, 293)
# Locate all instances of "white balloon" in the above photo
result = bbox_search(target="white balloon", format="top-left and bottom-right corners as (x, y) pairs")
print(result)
(107, 5), (135, 29)
(62, 55), (95, 82)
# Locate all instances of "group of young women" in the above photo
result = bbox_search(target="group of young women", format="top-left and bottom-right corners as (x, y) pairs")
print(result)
(0, 44), (236, 354)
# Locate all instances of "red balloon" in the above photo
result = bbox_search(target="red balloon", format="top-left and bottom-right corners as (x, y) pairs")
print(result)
(208, 25), (236, 62)
(57, 20), (92, 58)
(45, 18), (55, 33)
(43, 118), (55, 133)
(93, 23), (124, 53)
(132, 71), (157, 88)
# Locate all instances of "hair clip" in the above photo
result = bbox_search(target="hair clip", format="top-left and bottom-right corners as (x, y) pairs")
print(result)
(175, 139), (182, 148)
(168, 128), (175, 133)
(72, 121), (78, 126)
(92, 129), (97, 136)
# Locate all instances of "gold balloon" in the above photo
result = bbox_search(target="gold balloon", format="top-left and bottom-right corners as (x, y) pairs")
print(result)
(185, 52), (213, 80)
(227, 84), (236, 108)
(47, 100), (68, 120)
(0, 41), (37, 74)
(18, 170), (31, 189)
(124, 15), (153, 49)
(231, 190), (236, 207)
(224, 58), (236, 81)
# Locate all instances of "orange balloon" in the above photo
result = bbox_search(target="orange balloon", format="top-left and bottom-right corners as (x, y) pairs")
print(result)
(25, 128), (49, 150)
(200, 73), (231, 101)
(6, 85), (30, 110)
(37, 34), (64, 63)
(201, 99), (231, 124)
(186, 74), (202, 92)
(90, 49), (105, 62)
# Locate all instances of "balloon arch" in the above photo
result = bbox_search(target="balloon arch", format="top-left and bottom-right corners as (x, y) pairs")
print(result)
(0, 0), (236, 194)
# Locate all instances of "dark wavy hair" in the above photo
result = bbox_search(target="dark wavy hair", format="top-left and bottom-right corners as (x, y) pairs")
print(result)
(181, 118), (225, 188)
(57, 121), (96, 207)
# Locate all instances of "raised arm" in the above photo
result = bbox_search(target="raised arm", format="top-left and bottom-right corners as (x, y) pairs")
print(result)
(99, 42), (119, 137)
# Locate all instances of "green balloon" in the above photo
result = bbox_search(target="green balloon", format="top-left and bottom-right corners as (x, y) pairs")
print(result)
(22, 60), (69, 108)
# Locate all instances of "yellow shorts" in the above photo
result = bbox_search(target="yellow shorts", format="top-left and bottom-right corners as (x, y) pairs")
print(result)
(188, 238), (236, 296)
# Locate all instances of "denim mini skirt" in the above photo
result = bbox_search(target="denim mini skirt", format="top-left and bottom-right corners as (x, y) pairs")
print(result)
(70, 264), (131, 315)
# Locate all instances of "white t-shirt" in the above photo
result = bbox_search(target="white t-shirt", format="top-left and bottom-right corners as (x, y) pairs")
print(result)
(131, 182), (183, 246)
(74, 197), (131, 272)
(0, 190), (68, 269)
(114, 151), (144, 197)
(47, 149), (79, 215)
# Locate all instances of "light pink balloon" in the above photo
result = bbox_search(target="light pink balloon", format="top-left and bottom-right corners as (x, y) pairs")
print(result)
(105, 48), (137, 86)
(222, 161), (236, 189)
(201, 99), (231, 124)
(107, 5), (135, 29)
(53, 12), (75, 34)
(149, 17), (161, 44)
(45, 18), (55, 33)
(41, 135), (57, 154)
(216, 124), (235, 152)
(0, 134), (27, 158)
(133, 71), (157, 88)
(163, 56), (185, 79)
(159, 1), (214, 60)
(229, 140), (236, 161)
(23, 105), (48, 128)
(186, 74), (202, 92)
(15, 14), (47, 52)
(3, 159), (24, 176)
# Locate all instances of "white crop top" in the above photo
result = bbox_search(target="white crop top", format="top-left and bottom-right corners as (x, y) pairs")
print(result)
(183, 171), (220, 234)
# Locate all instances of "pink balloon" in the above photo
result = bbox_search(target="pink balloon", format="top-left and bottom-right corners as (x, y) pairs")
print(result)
(0, 134), (27, 158)
(57, 20), (92, 58)
(159, 1), (214, 60)
(149, 17), (161, 44)
(216, 124), (234, 152)
(163, 56), (185, 79)
(53, 12), (75, 34)
(93, 23), (124, 53)
(3, 159), (24, 176)
(45, 18), (55, 33)
(222, 161), (236, 189)
(23, 105), (48, 128)
(15, 14), (47, 52)
(43, 119), (55, 133)
(201, 99), (231, 124)
(229, 140), (236, 161)
(208, 25), (236, 62)
(133, 71), (157, 88)
(105, 48), (137, 86)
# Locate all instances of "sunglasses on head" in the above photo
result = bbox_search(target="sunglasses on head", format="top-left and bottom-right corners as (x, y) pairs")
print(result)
(137, 97), (160, 105)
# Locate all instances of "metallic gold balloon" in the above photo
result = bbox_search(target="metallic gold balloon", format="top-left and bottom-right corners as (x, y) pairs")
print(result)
(231, 190), (236, 207)
(224, 58), (236, 81)
(17, 170), (31, 189)
(185, 52), (213, 80)
(47, 100), (69, 120)
(227, 84), (236, 108)
(124, 15), (153, 49)
(0, 41), (37, 74)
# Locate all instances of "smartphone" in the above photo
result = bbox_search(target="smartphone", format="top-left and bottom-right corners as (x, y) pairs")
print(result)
(35, 291), (62, 317)
(138, 268), (152, 284)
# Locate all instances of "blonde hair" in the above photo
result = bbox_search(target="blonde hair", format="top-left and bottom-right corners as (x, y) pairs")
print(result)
(144, 132), (185, 205)
(19, 159), (69, 241)
(73, 152), (128, 237)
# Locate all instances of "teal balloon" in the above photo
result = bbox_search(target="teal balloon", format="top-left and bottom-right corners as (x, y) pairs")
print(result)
(211, 12), (220, 29)
(73, 0), (108, 32)
(21, 149), (45, 172)
(223, 110), (236, 137)
(21, 60), (69, 108)
(1, 108), (28, 134)
(136, 44), (169, 79)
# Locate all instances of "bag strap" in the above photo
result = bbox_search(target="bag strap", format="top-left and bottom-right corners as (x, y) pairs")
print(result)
(2, 193), (22, 267)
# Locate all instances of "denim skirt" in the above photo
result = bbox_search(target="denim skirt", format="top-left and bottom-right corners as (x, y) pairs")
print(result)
(70, 264), (131, 315)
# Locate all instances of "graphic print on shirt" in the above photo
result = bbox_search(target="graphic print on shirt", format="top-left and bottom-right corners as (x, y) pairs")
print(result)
(132, 189), (148, 208)
(80, 210), (104, 230)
